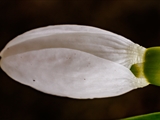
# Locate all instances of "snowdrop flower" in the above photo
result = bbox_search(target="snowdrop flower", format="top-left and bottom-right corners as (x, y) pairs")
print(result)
(1, 25), (155, 99)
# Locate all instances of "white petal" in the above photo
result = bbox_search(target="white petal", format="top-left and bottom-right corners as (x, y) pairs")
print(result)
(0, 25), (108, 50)
(0, 25), (145, 68)
(0, 48), (148, 99)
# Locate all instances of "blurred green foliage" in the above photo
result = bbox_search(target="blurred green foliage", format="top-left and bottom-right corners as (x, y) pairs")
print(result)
(122, 112), (160, 120)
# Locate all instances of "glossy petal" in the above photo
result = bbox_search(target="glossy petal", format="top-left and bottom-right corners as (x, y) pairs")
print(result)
(0, 48), (148, 99)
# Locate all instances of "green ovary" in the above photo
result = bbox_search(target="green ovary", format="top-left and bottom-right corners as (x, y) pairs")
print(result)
(143, 47), (160, 86)
(130, 47), (160, 86)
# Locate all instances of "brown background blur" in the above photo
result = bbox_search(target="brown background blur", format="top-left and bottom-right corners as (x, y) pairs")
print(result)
(1, 0), (160, 120)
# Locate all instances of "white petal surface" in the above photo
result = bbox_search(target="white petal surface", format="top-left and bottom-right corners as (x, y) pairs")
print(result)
(0, 25), (145, 68)
(0, 25), (116, 50)
(1, 48), (145, 99)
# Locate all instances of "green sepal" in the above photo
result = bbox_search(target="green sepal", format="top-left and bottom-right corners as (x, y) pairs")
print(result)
(143, 47), (160, 86)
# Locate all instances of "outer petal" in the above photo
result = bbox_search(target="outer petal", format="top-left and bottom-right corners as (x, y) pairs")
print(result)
(0, 48), (148, 99)
(0, 25), (145, 68)
(0, 25), (108, 51)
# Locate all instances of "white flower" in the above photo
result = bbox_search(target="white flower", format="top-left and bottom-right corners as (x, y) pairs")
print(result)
(0, 25), (149, 99)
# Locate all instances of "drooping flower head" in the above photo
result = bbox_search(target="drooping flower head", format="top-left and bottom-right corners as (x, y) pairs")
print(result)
(0, 25), (156, 99)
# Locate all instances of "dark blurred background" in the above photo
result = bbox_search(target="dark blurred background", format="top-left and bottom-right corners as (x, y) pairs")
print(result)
(1, 0), (160, 120)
